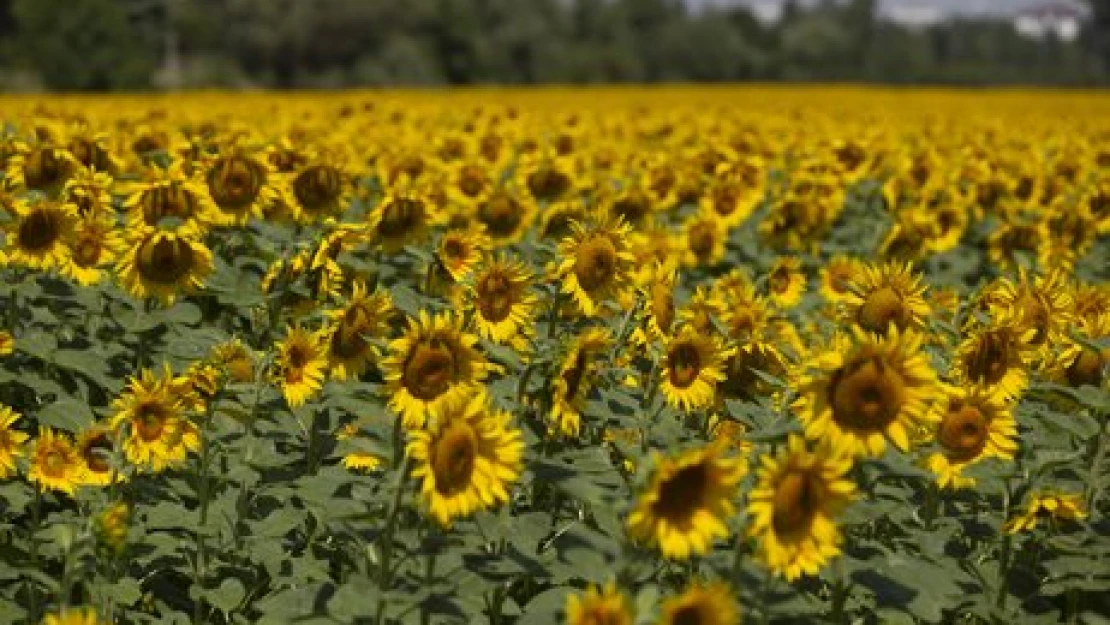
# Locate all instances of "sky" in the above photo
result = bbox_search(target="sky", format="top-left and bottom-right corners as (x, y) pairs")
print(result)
(690, 0), (1088, 24)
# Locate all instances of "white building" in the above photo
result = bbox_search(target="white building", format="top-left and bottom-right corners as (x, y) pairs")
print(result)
(1013, 2), (1087, 41)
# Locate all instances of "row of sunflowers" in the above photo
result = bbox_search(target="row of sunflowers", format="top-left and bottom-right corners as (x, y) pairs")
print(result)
(0, 88), (1107, 624)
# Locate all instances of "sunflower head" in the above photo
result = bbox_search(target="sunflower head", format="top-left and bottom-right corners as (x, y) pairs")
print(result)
(384, 312), (487, 429)
(28, 427), (81, 495)
(626, 442), (746, 560)
(565, 583), (633, 625)
(748, 435), (856, 580)
(273, 326), (328, 407)
(659, 583), (740, 625)
(660, 328), (732, 412)
(75, 426), (120, 487)
(3, 199), (78, 271)
(116, 227), (214, 304)
(206, 150), (271, 222)
(407, 391), (523, 527)
(557, 216), (634, 317)
(844, 261), (929, 335)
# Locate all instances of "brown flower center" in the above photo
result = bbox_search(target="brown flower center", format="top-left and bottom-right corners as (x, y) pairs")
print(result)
(17, 206), (64, 253)
(672, 604), (712, 625)
(377, 198), (424, 240)
(526, 166), (571, 201)
(293, 165), (342, 212)
(711, 183), (741, 218)
(687, 222), (717, 260)
(24, 147), (69, 191)
(331, 314), (370, 361)
(135, 403), (168, 441)
(476, 271), (517, 323)
(721, 347), (781, 399)
(477, 192), (523, 237)
(769, 267), (792, 295)
(857, 287), (908, 334)
(612, 192), (650, 226)
(142, 184), (200, 226)
(1067, 349), (1105, 388)
(574, 236), (618, 293)
(136, 235), (195, 285)
(965, 330), (1013, 386)
(81, 432), (114, 474)
(403, 339), (458, 401)
(207, 156), (264, 210)
(561, 350), (589, 401)
(432, 420), (477, 496)
(457, 165), (487, 198)
(828, 356), (906, 432)
(937, 402), (989, 462)
(651, 462), (710, 528)
(772, 469), (821, 537)
(1016, 294), (1049, 345)
(668, 341), (703, 389)
(42, 447), (69, 478)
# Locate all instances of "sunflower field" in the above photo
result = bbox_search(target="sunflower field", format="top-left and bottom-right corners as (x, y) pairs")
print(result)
(0, 88), (1108, 625)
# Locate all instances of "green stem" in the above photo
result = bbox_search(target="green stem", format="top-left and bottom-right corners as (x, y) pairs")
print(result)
(376, 457), (413, 625)
(194, 403), (217, 625)
(28, 487), (43, 622)
(830, 556), (850, 624)
(1085, 418), (1108, 512)
(996, 480), (1016, 612)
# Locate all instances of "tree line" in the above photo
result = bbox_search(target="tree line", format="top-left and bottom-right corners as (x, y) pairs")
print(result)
(0, 0), (1106, 91)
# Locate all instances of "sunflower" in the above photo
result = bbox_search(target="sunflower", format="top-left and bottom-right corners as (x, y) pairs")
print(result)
(765, 256), (806, 308)
(115, 225), (214, 304)
(924, 385), (1018, 489)
(1, 199), (77, 272)
(1045, 312), (1109, 388)
(700, 159), (764, 227)
(75, 425), (122, 487)
(0, 405), (29, 478)
(820, 255), (862, 304)
(337, 423), (384, 473)
(95, 501), (131, 555)
(1003, 491), (1088, 534)
(987, 217), (1048, 273)
(63, 215), (121, 286)
(210, 338), (256, 384)
(383, 311), (488, 429)
(463, 254), (537, 348)
(122, 160), (217, 230)
(678, 286), (728, 337)
(273, 326), (328, 407)
(110, 366), (200, 472)
(28, 427), (82, 495)
(841, 261), (930, 335)
(626, 442), (746, 560)
(6, 142), (78, 194)
(556, 215), (635, 317)
(565, 583), (633, 625)
(658, 582), (740, 625)
(659, 328), (733, 412)
(747, 435), (856, 581)
(446, 157), (495, 209)
(631, 262), (677, 346)
(952, 319), (1034, 401)
(436, 227), (490, 283)
(679, 212), (728, 269)
(0, 330), (12, 356)
(369, 179), (433, 254)
(980, 268), (1073, 358)
(285, 151), (354, 222)
(406, 391), (524, 527)
(204, 146), (277, 225)
(550, 327), (611, 437)
(325, 281), (393, 381)
(63, 166), (115, 218)
(41, 607), (104, 625)
(794, 328), (938, 457)
(473, 185), (536, 245)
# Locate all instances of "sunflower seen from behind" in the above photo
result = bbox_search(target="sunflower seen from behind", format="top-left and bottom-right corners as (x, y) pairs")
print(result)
(794, 328), (937, 457)
(626, 442), (746, 560)
(747, 435), (856, 581)
(383, 311), (488, 429)
(407, 391), (523, 528)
